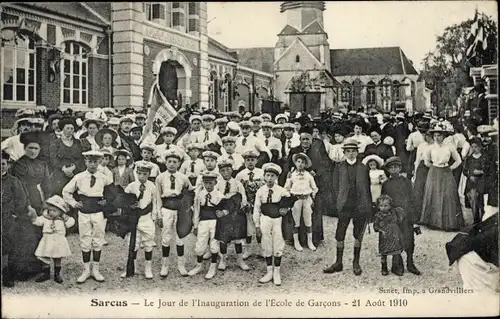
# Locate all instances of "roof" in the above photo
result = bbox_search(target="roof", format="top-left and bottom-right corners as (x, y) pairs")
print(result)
(82, 2), (111, 24)
(234, 47), (275, 73)
(16, 2), (109, 27)
(278, 25), (300, 36)
(208, 37), (238, 63)
(302, 21), (326, 34)
(330, 47), (419, 76)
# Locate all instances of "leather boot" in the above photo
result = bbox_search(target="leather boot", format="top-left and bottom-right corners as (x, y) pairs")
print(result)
(381, 257), (389, 276)
(406, 251), (421, 275)
(54, 266), (63, 284)
(353, 247), (362, 276)
(323, 244), (344, 273)
(391, 254), (404, 276)
(35, 266), (51, 283)
(2, 265), (15, 288)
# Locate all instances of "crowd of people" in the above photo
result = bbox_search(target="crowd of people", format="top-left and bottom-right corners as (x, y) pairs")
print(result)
(1, 104), (498, 290)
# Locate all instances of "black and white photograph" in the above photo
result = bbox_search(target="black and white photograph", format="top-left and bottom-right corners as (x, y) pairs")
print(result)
(0, 1), (498, 317)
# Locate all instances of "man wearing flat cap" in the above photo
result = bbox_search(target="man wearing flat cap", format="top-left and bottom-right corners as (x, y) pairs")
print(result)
(118, 116), (141, 161)
(324, 138), (372, 276)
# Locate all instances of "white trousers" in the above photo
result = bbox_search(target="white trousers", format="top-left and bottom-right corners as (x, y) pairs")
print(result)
(126, 213), (156, 252)
(291, 197), (313, 227)
(78, 212), (105, 252)
(161, 208), (183, 247)
(260, 215), (284, 257)
(195, 220), (218, 256)
(457, 251), (499, 293)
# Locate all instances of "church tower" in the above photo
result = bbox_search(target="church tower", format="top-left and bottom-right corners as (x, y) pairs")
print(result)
(274, 1), (333, 113)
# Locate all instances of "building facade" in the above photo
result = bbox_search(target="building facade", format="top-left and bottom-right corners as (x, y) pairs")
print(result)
(236, 1), (429, 115)
(0, 2), (111, 128)
(0, 1), (272, 127)
(1, 1), (431, 133)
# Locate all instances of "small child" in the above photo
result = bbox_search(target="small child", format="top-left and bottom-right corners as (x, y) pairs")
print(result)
(463, 137), (487, 224)
(98, 149), (114, 181)
(179, 143), (205, 186)
(253, 163), (291, 286)
(29, 195), (75, 283)
(284, 153), (318, 251)
(220, 136), (245, 173)
(137, 142), (161, 182)
(362, 155), (387, 204)
(215, 159), (249, 271)
(235, 149), (265, 259)
(373, 195), (405, 276)
(195, 151), (221, 191)
(189, 171), (227, 279)
(381, 156), (421, 275)
(113, 149), (135, 189)
(121, 161), (158, 279)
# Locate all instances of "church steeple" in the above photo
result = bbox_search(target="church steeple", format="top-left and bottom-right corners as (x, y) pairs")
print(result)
(280, 1), (326, 31)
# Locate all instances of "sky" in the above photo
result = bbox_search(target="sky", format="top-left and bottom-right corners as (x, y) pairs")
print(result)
(207, 1), (498, 71)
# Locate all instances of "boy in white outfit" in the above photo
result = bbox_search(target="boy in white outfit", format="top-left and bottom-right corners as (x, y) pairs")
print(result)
(155, 150), (193, 277)
(121, 161), (158, 279)
(284, 152), (318, 252)
(235, 149), (265, 259)
(62, 150), (112, 284)
(189, 171), (227, 279)
(253, 163), (291, 286)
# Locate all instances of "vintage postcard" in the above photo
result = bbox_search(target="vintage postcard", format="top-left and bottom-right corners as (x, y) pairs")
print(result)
(1, 1), (498, 318)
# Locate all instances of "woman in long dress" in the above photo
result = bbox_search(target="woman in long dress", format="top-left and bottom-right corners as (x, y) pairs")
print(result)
(420, 122), (465, 231)
(9, 132), (52, 280)
(48, 117), (85, 196)
(412, 130), (433, 221)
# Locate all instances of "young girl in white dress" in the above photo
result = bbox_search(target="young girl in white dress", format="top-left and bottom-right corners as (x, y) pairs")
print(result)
(29, 195), (75, 284)
(362, 154), (387, 203)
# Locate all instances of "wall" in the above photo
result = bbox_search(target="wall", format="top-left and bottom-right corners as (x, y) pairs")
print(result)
(88, 55), (110, 107)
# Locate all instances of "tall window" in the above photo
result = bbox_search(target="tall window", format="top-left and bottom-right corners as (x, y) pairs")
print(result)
(1, 36), (36, 104)
(144, 2), (166, 21)
(392, 80), (400, 101)
(171, 2), (186, 31)
(221, 74), (231, 112)
(61, 42), (88, 106)
(341, 81), (351, 104)
(367, 81), (376, 105)
(188, 2), (200, 33)
(209, 71), (218, 109)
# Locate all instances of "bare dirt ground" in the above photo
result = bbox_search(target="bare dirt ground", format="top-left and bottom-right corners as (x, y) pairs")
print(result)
(3, 215), (463, 296)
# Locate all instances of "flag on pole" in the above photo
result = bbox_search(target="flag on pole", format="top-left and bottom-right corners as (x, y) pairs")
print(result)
(466, 10), (488, 61)
(147, 80), (178, 122)
(140, 81), (177, 143)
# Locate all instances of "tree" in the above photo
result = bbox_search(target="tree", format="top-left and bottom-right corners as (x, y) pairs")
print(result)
(419, 13), (497, 114)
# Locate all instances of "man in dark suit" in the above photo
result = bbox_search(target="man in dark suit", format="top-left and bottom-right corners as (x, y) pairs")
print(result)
(118, 116), (142, 161)
(282, 125), (334, 247)
(324, 138), (372, 276)
(393, 113), (411, 173)
(380, 113), (396, 140)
